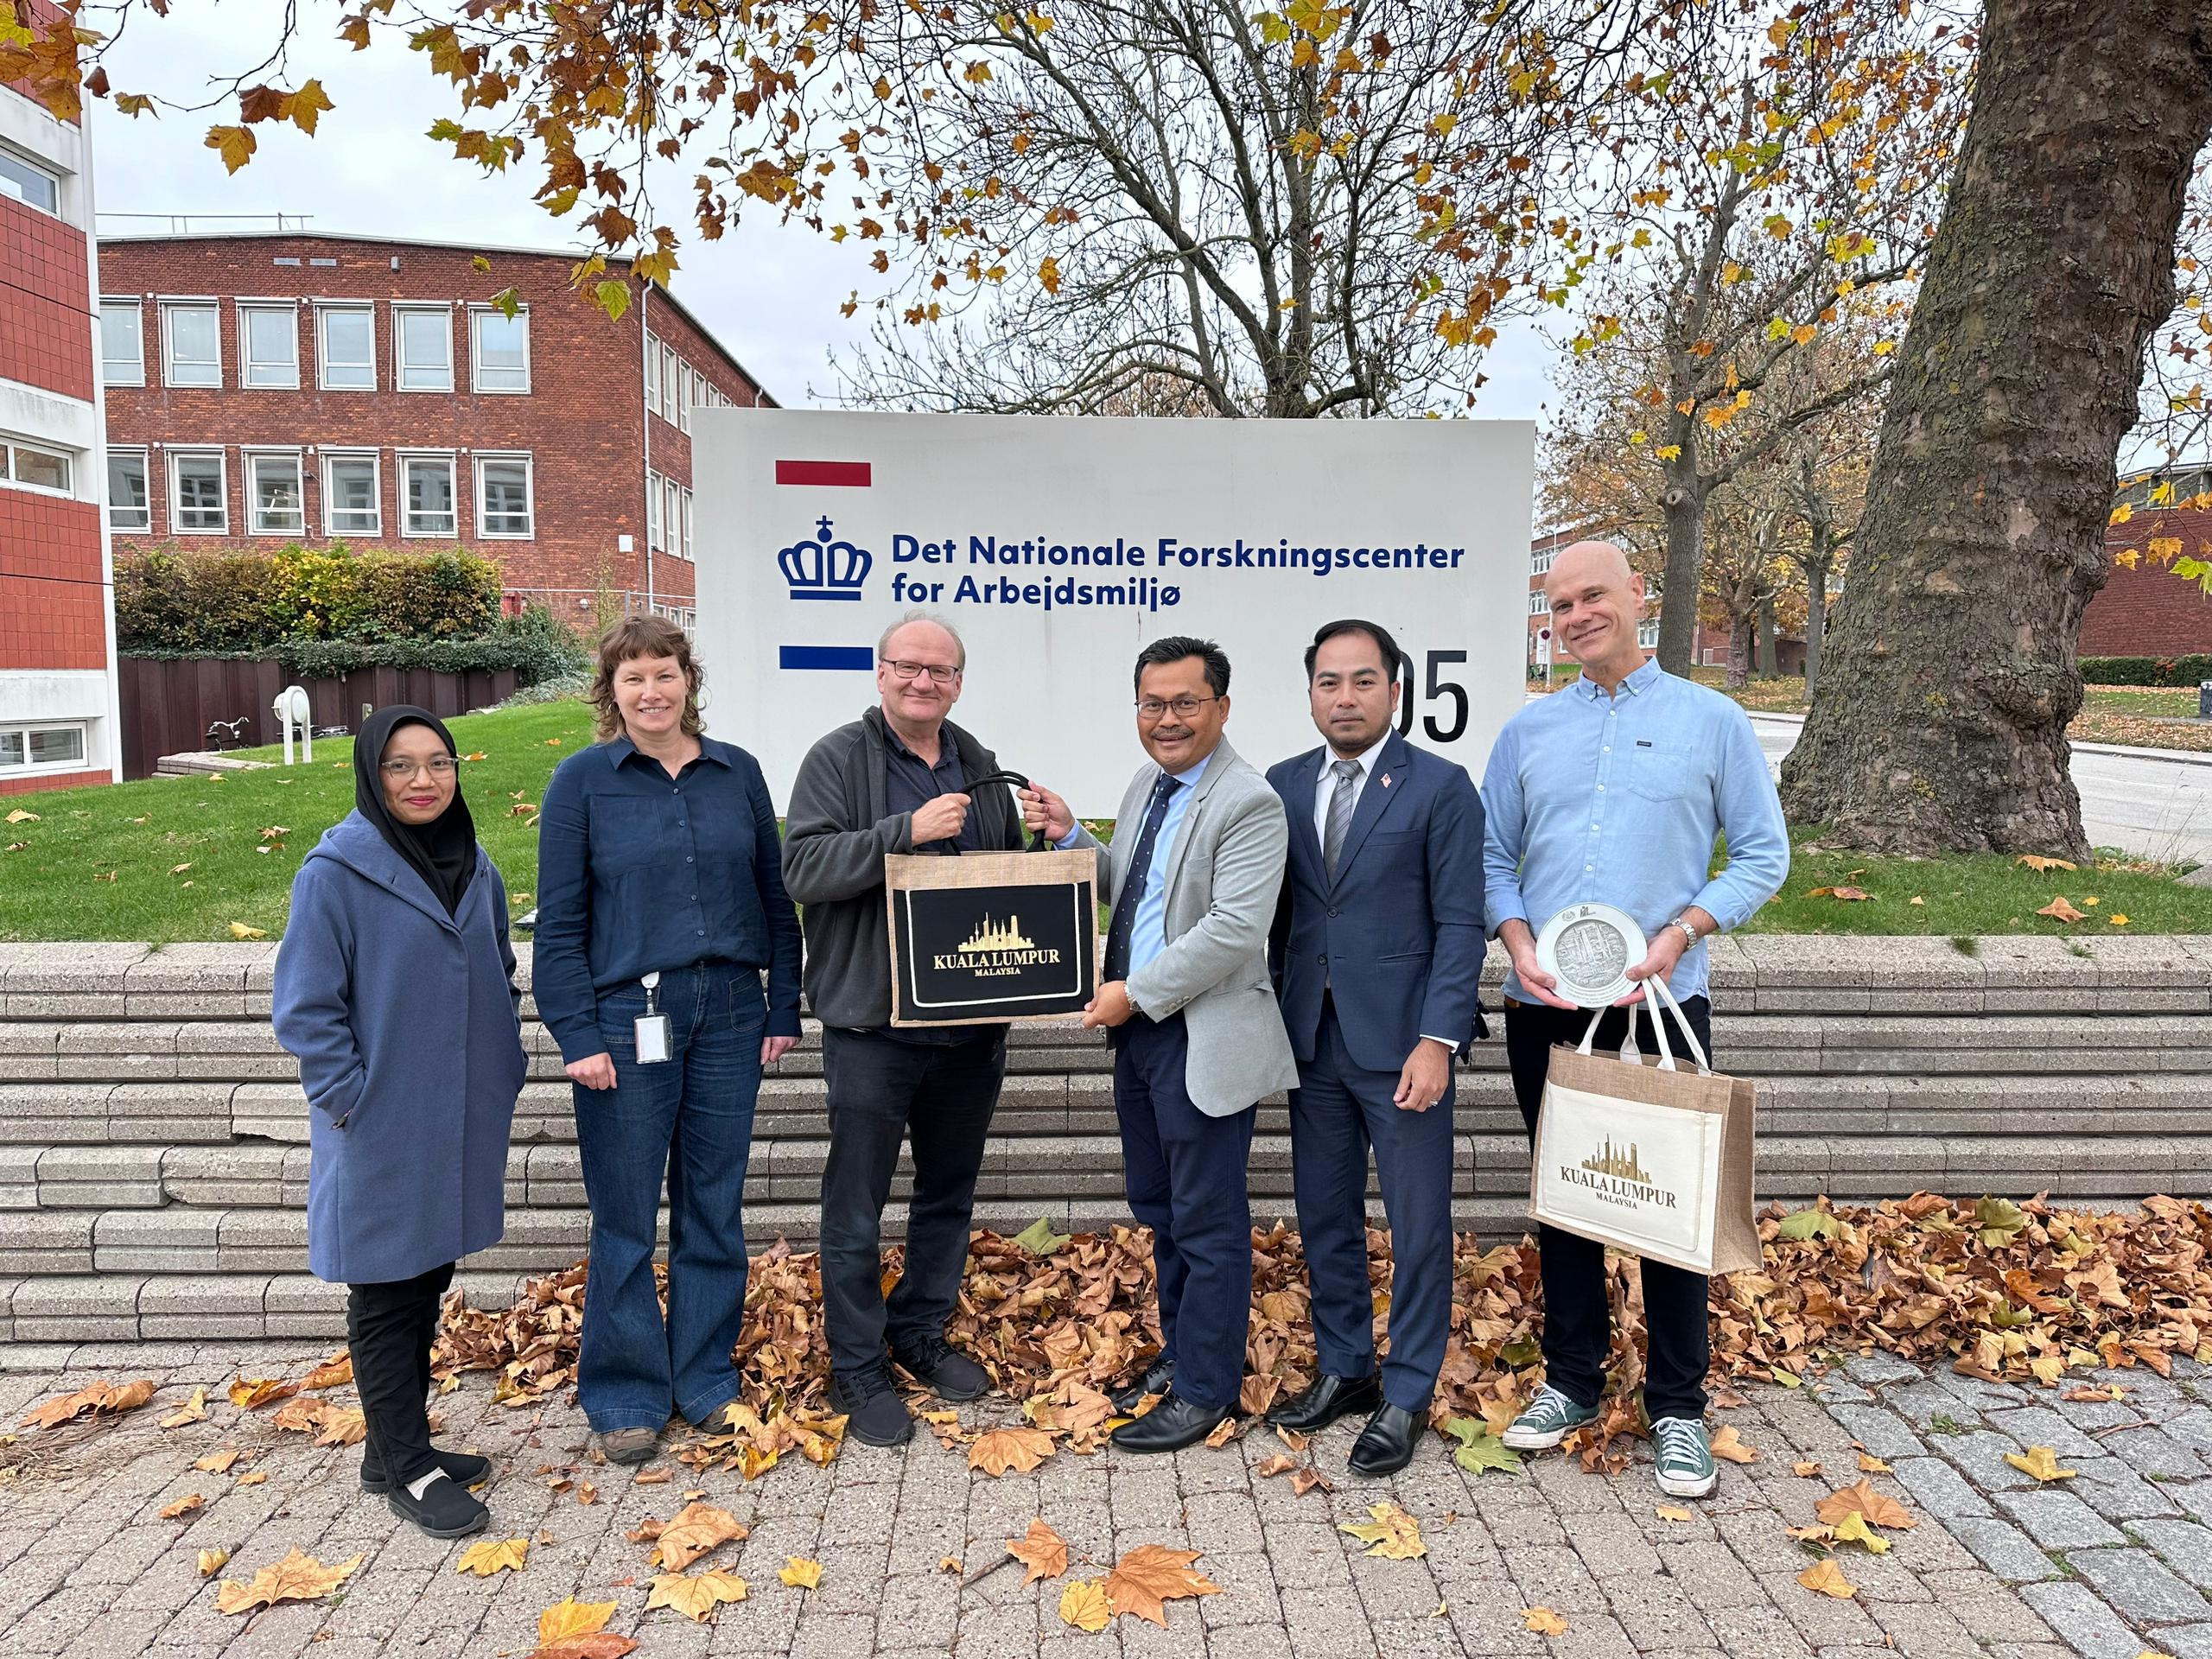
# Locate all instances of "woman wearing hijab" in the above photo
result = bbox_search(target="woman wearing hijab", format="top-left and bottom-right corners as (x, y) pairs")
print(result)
(273, 706), (527, 1539)
(533, 616), (802, 1464)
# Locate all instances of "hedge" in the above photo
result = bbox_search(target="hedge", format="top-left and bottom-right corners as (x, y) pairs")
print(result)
(116, 543), (503, 653)
(123, 606), (588, 688)
(2080, 655), (2212, 688)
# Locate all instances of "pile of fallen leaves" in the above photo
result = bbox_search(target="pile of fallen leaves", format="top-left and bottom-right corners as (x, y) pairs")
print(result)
(429, 1192), (2212, 1477)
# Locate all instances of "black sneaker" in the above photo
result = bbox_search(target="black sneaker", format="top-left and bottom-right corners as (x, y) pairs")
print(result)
(827, 1361), (914, 1448)
(893, 1336), (990, 1402)
(385, 1470), (489, 1538)
(359, 1444), (491, 1494)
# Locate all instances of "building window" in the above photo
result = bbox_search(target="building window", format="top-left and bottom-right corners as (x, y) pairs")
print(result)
(679, 485), (693, 562)
(1531, 547), (1555, 574)
(677, 363), (693, 433)
(1527, 590), (1549, 616)
(246, 451), (305, 535)
(323, 452), (380, 536)
(645, 334), (660, 412)
(475, 454), (534, 537)
(100, 302), (145, 388)
(317, 305), (376, 390)
(646, 468), (664, 550)
(0, 722), (88, 775)
(239, 303), (301, 389)
(471, 308), (531, 393)
(0, 147), (60, 214)
(662, 475), (680, 556)
(107, 448), (149, 531)
(658, 341), (677, 422)
(162, 302), (222, 388)
(400, 454), (457, 537)
(0, 440), (72, 497)
(169, 450), (227, 533)
(1637, 619), (1661, 649)
(396, 305), (454, 391)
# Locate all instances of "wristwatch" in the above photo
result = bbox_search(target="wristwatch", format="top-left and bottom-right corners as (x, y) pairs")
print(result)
(1670, 916), (1702, 946)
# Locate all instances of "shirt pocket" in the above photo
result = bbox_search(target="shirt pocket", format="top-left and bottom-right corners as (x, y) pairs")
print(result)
(1624, 741), (1702, 804)
(589, 794), (673, 874)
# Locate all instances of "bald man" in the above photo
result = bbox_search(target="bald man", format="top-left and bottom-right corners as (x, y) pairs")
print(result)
(1479, 541), (1788, 1500)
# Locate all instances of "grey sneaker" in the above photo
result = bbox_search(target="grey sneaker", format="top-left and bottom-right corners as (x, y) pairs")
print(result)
(1652, 1415), (1719, 1498)
(1501, 1383), (1599, 1451)
(597, 1427), (659, 1465)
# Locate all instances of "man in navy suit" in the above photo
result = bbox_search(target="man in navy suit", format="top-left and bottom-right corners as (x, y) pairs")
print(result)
(1264, 619), (1487, 1475)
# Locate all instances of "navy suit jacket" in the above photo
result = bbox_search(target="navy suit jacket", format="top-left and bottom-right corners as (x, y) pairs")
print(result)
(1267, 734), (1488, 1074)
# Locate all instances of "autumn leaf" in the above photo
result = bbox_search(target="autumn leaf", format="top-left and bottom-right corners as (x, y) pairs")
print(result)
(649, 1502), (747, 1572)
(214, 1547), (365, 1615)
(1816, 1479), (1916, 1531)
(1058, 1580), (1112, 1632)
(1340, 1501), (1426, 1560)
(1291, 1466), (1332, 1497)
(969, 1425), (1056, 1475)
(1804, 885), (1872, 901)
(778, 1556), (823, 1589)
(2109, 913), (2132, 926)
(160, 1493), (206, 1519)
(205, 124), (257, 172)
(2018, 855), (2077, 872)
(1443, 1416), (1522, 1476)
(1973, 1196), (2028, 1247)
(314, 1408), (366, 1447)
(1796, 1558), (1858, 1599)
(1523, 1606), (1570, 1635)
(2005, 1446), (2077, 1483)
(1777, 1208), (1845, 1242)
(526, 1596), (636, 1659)
(1791, 1461), (1822, 1478)
(1254, 1453), (1298, 1478)
(227, 922), (269, 940)
(456, 1537), (531, 1576)
(302, 1351), (353, 1391)
(1708, 1425), (1758, 1464)
(1857, 1452), (1893, 1473)
(1039, 256), (1061, 296)
(197, 1548), (230, 1578)
(1104, 1544), (1224, 1626)
(194, 1449), (241, 1473)
(227, 1376), (298, 1411)
(1011, 1215), (1071, 1254)
(2037, 897), (2087, 924)
(1828, 1511), (1891, 1554)
(236, 1471), (268, 1486)
(645, 1568), (748, 1621)
(22, 1377), (159, 1428)
(1006, 1518), (1069, 1585)
(3, 808), (39, 823)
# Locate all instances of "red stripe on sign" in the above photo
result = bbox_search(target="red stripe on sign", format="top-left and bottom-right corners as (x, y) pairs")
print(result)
(775, 460), (873, 487)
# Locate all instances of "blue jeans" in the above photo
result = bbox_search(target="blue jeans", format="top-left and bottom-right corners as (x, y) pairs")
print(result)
(574, 961), (764, 1432)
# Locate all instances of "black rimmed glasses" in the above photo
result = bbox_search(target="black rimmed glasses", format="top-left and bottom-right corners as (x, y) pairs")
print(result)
(881, 658), (961, 684)
(1135, 696), (1223, 720)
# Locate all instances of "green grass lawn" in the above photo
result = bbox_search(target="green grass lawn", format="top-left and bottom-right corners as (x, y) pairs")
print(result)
(2, 698), (2202, 943)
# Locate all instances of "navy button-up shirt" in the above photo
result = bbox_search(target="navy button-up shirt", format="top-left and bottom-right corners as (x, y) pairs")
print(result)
(533, 734), (803, 1062)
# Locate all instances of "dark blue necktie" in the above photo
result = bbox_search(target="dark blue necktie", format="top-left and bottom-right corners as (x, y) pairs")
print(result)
(1103, 773), (1183, 983)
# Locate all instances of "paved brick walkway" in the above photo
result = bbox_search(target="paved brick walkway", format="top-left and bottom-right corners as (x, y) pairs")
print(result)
(0, 1340), (2206, 1657)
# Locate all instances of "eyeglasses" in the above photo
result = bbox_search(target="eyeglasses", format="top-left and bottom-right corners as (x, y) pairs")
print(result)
(881, 658), (961, 684)
(1135, 696), (1224, 720)
(379, 756), (459, 779)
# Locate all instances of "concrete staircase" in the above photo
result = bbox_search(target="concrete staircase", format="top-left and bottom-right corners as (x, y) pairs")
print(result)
(3, 934), (2209, 1344)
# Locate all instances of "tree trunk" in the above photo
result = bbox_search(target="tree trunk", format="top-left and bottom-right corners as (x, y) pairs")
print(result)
(1780, 0), (2212, 857)
(1802, 556), (1830, 699)
(1756, 594), (1777, 678)
(1656, 480), (1705, 675)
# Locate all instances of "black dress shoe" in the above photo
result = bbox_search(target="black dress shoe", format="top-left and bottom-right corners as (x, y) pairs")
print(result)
(1109, 1393), (1228, 1454)
(1110, 1356), (1175, 1415)
(1266, 1371), (1382, 1433)
(1347, 1403), (1425, 1478)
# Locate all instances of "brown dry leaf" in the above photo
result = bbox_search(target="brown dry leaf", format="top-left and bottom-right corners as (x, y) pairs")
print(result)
(1654, 1504), (1694, 1522)
(1816, 1480), (1916, 1531)
(1006, 1518), (1069, 1586)
(21, 1377), (160, 1429)
(1104, 1544), (1224, 1627)
(645, 1568), (748, 1621)
(226, 1376), (298, 1411)
(213, 1547), (365, 1615)
(969, 1426), (1056, 1476)
(1272, 1425), (1310, 1454)
(1290, 1466), (1333, 1497)
(161, 1387), (209, 1430)
(197, 1548), (230, 1578)
(302, 1351), (354, 1391)
(779, 1556), (823, 1590)
(1797, 1558), (1859, 1599)
(1856, 1452), (1892, 1474)
(938, 1556), (962, 1573)
(1340, 1502), (1426, 1560)
(2037, 897), (2088, 924)
(1203, 1415), (1241, 1449)
(236, 1471), (268, 1487)
(2018, 855), (2078, 873)
(1058, 1579), (1112, 1633)
(159, 1494), (206, 1519)
(632, 1467), (672, 1485)
(456, 1537), (531, 1576)
(1254, 1454), (1298, 1478)
(2004, 1446), (2077, 1484)
(270, 1397), (325, 1434)
(194, 1448), (240, 1474)
(649, 1502), (748, 1572)
(1791, 1460), (1822, 1478)
(1707, 1425), (1758, 1464)
(314, 1408), (366, 1447)
(1523, 1606), (1571, 1635)
(576, 1480), (599, 1505)
(525, 1595), (637, 1658)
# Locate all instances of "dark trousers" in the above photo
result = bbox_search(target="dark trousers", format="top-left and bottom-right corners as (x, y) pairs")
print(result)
(347, 1260), (454, 1484)
(1289, 1000), (1455, 1411)
(1113, 1012), (1256, 1415)
(819, 1026), (1006, 1378)
(1504, 995), (1713, 1423)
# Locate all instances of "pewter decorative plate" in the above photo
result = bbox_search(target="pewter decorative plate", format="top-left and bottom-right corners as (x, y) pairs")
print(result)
(1535, 902), (1647, 1008)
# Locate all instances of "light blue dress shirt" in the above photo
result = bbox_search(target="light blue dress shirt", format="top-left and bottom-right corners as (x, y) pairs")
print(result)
(1479, 658), (1789, 1006)
(1128, 751), (1214, 980)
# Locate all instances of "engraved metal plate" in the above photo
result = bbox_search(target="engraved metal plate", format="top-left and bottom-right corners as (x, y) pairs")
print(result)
(1535, 902), (1647, 1008)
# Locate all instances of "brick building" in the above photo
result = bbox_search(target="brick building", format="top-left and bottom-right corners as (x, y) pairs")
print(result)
(2086, 479), (2212, 658)
(96, 230), (773, 628)
(0, 0), (120, 794)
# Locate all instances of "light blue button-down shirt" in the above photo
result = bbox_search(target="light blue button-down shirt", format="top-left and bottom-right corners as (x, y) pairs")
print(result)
(1128, 751), (1214, 980)
(1480, 659), (1789, 1005)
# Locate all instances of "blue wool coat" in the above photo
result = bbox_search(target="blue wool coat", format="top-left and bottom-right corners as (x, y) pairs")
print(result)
(271, 811), (527, 1285)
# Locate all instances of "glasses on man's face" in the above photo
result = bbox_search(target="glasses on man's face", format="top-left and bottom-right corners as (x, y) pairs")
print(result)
(1135, 696), (1222, 721)
(881, 658), (961, 684)
(379, 756), (459, 779)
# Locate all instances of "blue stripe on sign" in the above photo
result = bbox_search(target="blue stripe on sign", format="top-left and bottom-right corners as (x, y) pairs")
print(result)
(779, 645), (874, 671)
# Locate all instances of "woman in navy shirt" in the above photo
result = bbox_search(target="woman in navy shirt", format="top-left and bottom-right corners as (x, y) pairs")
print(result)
(534, 616), (802, 1463)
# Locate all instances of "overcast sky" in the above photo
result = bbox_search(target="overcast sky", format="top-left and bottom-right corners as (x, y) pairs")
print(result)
(86, 3), (1557, 421)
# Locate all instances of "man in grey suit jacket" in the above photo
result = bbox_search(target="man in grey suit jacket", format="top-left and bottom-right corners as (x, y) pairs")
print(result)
(1023, 636), (1298, 1453)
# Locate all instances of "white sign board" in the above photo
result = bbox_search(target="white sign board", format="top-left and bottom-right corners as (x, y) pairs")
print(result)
(692, 410), (1534, 815)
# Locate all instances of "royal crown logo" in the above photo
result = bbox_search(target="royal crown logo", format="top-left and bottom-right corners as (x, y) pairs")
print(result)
(779, 515), (872, 601)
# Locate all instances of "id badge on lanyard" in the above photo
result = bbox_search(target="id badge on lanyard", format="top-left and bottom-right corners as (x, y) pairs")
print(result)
(635, 971), (672, 1064)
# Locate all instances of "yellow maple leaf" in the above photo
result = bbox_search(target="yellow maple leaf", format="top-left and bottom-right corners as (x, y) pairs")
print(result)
(1058, 1579), (1112, 1632)
(160, 1386), (209, 1429)
(1523, 1605), (1570, 1634)
(648, 1502), (747, 1572)
(1798, 1558), (1858, 1598)
(1340, 1501), (1426, 1559)
(205, 124), (256, 174)
(530, 1596), (632, 1656)
(1006, 1518), (1069, 1585)
(1830, 1512), (1891, 1553)
(455, 1537), (530, 1576)
(2005, 1446), (2077, 1483)
(779, 1556), (823, 1589)
(214, 1548), (365, 1615)
(645, 1568), (748, 1621)
(969, 1425), (1056, 1475)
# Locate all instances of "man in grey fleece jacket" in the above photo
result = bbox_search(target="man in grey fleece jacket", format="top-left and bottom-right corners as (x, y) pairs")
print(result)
(781, 613), (1076, 1449)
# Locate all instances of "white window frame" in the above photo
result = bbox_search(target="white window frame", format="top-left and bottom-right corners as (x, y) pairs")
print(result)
(245, 449), (307, 536)
(1532, 547), (1556, 575)
(1, 439), (73, 498)
(398, 451), (458, 538)
(321, 449), (382, 537)
(645, 468), (664, 550)
(0, 145), (60, 216)
(658, 341), (678, 421)
(315, 302), (377, 391)
(677, 362), (693, 433)
(107, 446), (150, 532)
(161, 302), (222, 389)
(474, 452), (535, 538)
(1527, 590), (1549, 616)
(644, 334), (660, 413)
(99, 301), (145, 389)
(469, 305), (532, 394)
(679, 484), (693, 562)
(168, 448), (229, 535)
(238, 302), (301, 389)
(394, 303), (454, 392)
(0, 721), (89, 777)
(1637, 619), (1661, 649)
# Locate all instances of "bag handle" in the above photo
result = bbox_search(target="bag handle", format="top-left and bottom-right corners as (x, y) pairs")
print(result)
(1643, 974), (1713, 1074)
(1580, 993), (1681, 1071)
